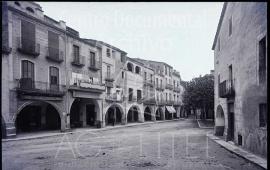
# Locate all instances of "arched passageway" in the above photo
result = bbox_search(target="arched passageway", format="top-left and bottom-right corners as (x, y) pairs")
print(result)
(127, 106), (139, 123)
(156, 107), (164, 120)
(16, 101), (61, 133)
(105, 106), (122, 126)
(70, 98), (99, 128)
(144, 107), (152, 121)
(215, 105), (225, 136)
(165, 107), (173, 120)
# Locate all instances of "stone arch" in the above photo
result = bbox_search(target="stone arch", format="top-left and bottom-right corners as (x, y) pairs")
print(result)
(127, 105), (141, 123)
(215, 105), (225, 136)
(144, 106), (152, 121)
(155, 107), (164, 120)
(69, 98), (100, 128)
(105, 103), (125, 126)
(15, 101), (62, 133)
(127, 62), (134, 72)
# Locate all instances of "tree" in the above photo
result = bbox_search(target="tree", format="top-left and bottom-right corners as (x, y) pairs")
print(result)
(181, 74), (214, 119)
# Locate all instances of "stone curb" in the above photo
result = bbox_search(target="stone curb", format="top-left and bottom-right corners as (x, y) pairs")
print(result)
(207, 133), (267, 170)
(196, 119), (214, 129)
(2, 119), (184, 142)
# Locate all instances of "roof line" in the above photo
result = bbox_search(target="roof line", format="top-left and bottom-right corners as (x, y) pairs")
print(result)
(212, 2), (228, 50)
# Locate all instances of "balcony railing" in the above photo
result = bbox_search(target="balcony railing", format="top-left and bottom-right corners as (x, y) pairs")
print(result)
(166, 100), (174, 105)
(71, 55), (85, 67)
(46, 47), (64, 63)
(156, 85), (165, 91)
(128, 96), (137, 102)
(157, 100), (166, 105)
(105, 93), (122, 102)
(173, 87), (181, 92)
(219, 80), (235, 98)
(173, 101), (181, 106)
(70, 77), (105, 92)
(17, 37), (40, 57)
(142, 98), (156, 105)
(165, 84), (173, 90)
(88, 60), (101, 71)
(16, 78), (65, 97)
(143, 79), (154, 87)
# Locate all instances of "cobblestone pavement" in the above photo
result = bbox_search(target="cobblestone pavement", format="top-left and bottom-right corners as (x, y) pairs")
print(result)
(2, 119), (264, 170)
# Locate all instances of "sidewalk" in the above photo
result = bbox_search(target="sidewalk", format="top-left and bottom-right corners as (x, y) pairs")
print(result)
(197, 119), (214, 129)
(2, 119), (183, 142)
(207, 133), (267, 170)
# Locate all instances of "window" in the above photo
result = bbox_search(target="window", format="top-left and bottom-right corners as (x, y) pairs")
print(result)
(229, 65), (233, 86)
(48, 31), (59, 58)
(21, 20), (36, 51)
(26, 7), (34, 13)
(21, 60), (34, 88)
(73, 45), (79, 62)
(156, 78), (158, 87)
(259, 103), (267, 127)
(259, 36), (266, 84)
(112, 50), (115, 58)
(107, 65), (111, 78)
(144, 72), (147, 80)
(49, 67), (59, 90)
(127, 62), (133, 72)
(174, 94), (176, 101)
(160, 80), (162, 87)
(90, 51), (95, 66)
(150, 74), (153, 83)
(229, 16), (232, 36)
(166, 93), (168, 101)
(135, 66), (140, 74)
(165, 66), (167, 75)
(122, 71), (124, 79)
(137, 90), (142, 101)
(106, 48), (111, 57)
(129, 88), (133, 101)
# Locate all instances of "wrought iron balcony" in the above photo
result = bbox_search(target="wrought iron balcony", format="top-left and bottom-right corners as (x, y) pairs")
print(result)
(173, 101), (181, 106)
(69, 77), (105, 92)
(143, 79), (154, 87)
(157, 100), (166, 105)
(105, 76), (114, 87)
(166, 100), (174, 105)
(46, 47), (64, 63)
(173, 87), (181, 92)
(88, 61), (101, 71)
(17, 37), (40, 57)
(128, 96), (137, 102)
(165, 84), (174, 90)
(142, 97), (156, 105)
(156, 85), (165, 91)
(105, 93), (122, 102)
(16, 78), (65, 97)
(71, 55), (85, 67)
(219, 80), (235, 98)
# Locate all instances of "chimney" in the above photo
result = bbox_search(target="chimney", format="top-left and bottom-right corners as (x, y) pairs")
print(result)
(59, 20), (66, 30)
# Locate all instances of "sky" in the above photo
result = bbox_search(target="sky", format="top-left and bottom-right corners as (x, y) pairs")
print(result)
(38, 2), (223, 81)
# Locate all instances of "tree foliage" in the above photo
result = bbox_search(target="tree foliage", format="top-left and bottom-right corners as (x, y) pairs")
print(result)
(181, 74), (214, 119)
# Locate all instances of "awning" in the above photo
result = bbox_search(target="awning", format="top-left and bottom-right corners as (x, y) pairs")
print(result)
(170, 107), (176, 113)
(166, 106), (176, 114)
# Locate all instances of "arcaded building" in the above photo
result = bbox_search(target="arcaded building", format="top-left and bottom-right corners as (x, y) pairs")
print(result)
(212, 2), (267, 157)
(1, 1), (184, 138)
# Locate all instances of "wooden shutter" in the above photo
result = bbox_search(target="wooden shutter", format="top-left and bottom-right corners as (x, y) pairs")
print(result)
(21, 20), (35, 52)
(48, 31), (59, 58)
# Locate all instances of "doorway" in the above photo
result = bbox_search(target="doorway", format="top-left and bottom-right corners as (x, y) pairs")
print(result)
(86, 104), (96, 126)
(228, 103), (235, 141)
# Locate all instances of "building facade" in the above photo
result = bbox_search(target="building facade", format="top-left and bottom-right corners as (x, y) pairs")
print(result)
(212, 2), (267, 157)
(1, 1), (184, 138)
